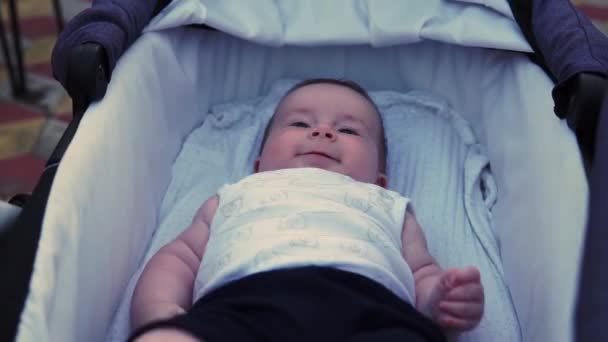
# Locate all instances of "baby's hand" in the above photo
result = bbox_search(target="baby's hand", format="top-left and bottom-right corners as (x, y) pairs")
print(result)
(429, 266), (484, 331)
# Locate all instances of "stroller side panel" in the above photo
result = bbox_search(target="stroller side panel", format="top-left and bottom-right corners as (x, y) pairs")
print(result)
(576, 96), (608, 342)
(508, 2), (608, 338)
(479, 48), (588, 342)
(19, 28), (587, 341)
(17, 31), (203, 342)
(1, 166), (60, 341)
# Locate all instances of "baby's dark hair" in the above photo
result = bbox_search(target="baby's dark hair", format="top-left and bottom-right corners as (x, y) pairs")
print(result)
(260, 78), (387, 172)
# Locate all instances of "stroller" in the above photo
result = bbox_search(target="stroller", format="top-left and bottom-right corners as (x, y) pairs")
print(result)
(1, 0), (607, 341)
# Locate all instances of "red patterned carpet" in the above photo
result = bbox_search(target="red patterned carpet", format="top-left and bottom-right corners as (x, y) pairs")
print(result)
(0, 0), (607, 200)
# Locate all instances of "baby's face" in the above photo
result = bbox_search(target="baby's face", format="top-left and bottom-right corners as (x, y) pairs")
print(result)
(255, 83), (387, 187)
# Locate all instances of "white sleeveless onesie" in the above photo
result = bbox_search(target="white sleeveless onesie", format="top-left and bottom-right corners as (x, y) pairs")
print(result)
(193, 168), (416, 304)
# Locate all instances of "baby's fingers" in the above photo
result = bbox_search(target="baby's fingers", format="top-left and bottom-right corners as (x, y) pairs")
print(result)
(436, 314), (480, 331)
(439, 301), (484, 320)
(444, 283), (484, 302)
(447, 266), (481, 286)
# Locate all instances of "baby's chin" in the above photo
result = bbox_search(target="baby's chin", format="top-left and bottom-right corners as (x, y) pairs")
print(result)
(260, 162), (344, 176)
(278, 165), (341, 174)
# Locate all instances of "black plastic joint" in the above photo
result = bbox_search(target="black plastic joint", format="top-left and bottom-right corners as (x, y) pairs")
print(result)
(562, 73), (608, 166)
(65, 43), (109, 118)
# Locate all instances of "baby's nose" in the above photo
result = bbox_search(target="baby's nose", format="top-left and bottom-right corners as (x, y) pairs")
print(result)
(309, 127), (337, 141)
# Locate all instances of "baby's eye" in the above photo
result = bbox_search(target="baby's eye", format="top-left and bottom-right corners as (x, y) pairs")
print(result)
(290, 121), (310, 128)
(338, 128), (359, 136)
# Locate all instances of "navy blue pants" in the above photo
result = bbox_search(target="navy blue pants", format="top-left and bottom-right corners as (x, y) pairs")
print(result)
(129, 266), (446, 342)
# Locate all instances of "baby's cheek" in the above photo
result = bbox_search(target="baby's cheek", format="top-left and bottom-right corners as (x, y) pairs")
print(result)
(360, 143), (381, 168)
(346, 147), (379, 181)
(260, 143), (286, 169)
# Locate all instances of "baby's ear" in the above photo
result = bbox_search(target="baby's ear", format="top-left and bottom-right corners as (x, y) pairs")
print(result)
(376, 173), (388, 189)
(254, 159), (261, 173)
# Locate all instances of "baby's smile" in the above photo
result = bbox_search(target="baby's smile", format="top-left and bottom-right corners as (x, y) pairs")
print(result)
(298, 151), (339, 162)
(297, 151), (339, 169)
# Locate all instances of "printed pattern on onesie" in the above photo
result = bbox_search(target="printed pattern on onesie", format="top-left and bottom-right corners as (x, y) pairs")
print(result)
(194, 168), (416, 304)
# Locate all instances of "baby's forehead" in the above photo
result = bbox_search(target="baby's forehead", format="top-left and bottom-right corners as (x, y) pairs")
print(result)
(275, 84), (381, 125)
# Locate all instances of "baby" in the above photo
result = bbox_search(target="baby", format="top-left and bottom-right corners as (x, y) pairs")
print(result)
(129, 79), (484, 342)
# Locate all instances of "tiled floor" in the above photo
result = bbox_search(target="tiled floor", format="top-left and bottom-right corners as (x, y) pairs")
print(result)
(0, 0), (607, 201)
(0, 0), (90, 200)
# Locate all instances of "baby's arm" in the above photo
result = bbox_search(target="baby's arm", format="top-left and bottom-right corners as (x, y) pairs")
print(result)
(401, 209), (484, 332)
(130, 195), (218, 331)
